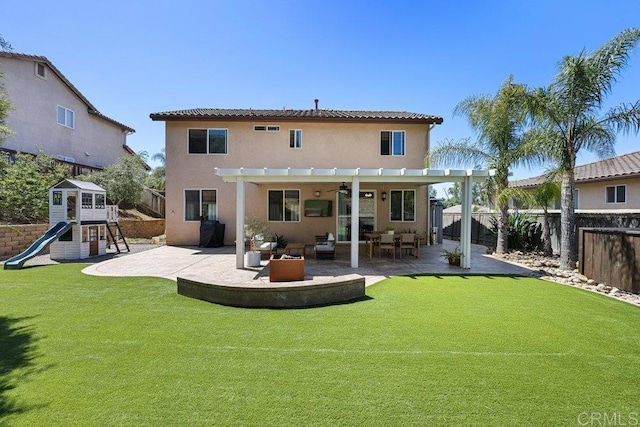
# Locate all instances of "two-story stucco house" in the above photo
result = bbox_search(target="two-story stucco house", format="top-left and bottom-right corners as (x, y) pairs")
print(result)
(0, 51), (135, 175)
(151, 102), (492, 268)
(511, 150), (640, 211)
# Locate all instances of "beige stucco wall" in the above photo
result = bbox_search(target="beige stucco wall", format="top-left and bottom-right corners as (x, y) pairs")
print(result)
(576, 176), (640, 209)
(1, 56), (129, 168)
(164, 120), (432, 245)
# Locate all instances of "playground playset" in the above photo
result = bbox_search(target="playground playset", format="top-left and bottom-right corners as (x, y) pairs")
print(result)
(3, 179), (128, 269)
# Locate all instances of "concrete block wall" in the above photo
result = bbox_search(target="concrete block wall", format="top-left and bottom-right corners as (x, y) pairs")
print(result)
(0, 224), (50, 260)
(0, 220), (165, 260)
(117, 219), (165, 239)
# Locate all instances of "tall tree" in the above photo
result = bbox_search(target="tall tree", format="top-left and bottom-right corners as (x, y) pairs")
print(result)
(81, 154), (148, 207)
(429, 76), (537, 253)
(532, 181), (561, 256)
(0, 34), (14, 144)
(526, 28), (640, 269)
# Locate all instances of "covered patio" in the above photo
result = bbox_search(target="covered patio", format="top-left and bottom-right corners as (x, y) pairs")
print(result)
(215, 167), (495, 270)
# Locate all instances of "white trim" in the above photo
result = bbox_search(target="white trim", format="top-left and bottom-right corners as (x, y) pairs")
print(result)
(254, 125), (280, 132)
(57, 105), (75, 129)
(267, 189), (301, 222)
(389, 189), (416, 223)
(380, 130), (406, 157)
(605, 184), (626, 204)
(187, 128), (228, 155)
(183, 188), (218, 222)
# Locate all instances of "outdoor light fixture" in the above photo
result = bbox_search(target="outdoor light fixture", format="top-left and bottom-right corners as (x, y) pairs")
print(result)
(314, 190), (321, 197)
(381, 191), (387, 201)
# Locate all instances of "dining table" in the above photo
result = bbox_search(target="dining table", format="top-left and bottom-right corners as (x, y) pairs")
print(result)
(364, 232), (421, 258)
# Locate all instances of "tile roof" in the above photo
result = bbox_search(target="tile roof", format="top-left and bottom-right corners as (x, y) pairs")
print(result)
(149, 108), (444, 124)
(0, 51), (135, 133)
(511, 150), (640, 188)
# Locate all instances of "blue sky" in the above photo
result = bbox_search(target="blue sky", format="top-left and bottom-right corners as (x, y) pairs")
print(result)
(3, 0), (640, 196)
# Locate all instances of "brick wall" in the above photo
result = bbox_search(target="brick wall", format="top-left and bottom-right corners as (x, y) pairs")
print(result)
(117, 219), (165, 239)
(0, 224), (50, 260)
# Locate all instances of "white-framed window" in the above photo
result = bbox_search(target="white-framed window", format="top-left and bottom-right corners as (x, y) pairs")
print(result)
(605, 185), (626, 204)
(574, 189), (579, 209)
(57, 106), (75, 129)
(380, 131), (405, 156)
(254, 125), (280, 132)
(188, 129), (228, 154)
(268, 190), (300, 222)
(390, 189), (415, 221)
(81, 192), (93, 209)
(184, 189), (217, 221)
(289, 129), (302, 149)
(35, 62), (47, 79)
(95, 194), (105, 209)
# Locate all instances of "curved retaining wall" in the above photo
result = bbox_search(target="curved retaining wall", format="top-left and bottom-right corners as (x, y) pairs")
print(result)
(177, 274), (366, 308)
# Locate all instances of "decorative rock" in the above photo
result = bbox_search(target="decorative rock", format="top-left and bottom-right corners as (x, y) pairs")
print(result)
(587, 279), (596, 285)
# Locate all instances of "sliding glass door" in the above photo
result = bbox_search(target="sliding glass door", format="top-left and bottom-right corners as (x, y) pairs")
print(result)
(337, 191), (376, 242)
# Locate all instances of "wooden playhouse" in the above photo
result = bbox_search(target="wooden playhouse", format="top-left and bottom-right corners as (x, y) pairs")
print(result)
(49, 179), (128, 260)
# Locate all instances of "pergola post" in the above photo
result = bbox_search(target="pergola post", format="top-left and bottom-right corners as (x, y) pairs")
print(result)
(236, 177), (245, 269)
(350, 177), (360, 268)
(460, 174), (473, 268)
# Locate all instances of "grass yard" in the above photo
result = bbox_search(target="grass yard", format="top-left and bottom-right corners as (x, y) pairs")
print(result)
(1, 265), (639, 426)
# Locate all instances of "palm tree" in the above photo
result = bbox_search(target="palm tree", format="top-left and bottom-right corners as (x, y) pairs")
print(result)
(532, 181), (561, 256)
(525, 28), (640, 269)
(429, 76), (538, 254)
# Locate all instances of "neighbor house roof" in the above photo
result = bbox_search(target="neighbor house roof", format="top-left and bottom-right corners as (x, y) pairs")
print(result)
(511, 150), (640, 188)
(0, 51), (135, 134)
(150, 108), (444, 124)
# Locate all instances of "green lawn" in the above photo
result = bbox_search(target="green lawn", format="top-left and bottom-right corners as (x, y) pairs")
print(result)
(1, 265), (639, 426)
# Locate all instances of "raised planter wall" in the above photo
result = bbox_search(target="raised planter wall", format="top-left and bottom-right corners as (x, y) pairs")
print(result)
(0, 224), (50, 260)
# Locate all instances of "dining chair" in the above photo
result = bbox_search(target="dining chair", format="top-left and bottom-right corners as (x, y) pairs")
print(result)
(399, 233), (416, 258)
(379, 233), (396, 260)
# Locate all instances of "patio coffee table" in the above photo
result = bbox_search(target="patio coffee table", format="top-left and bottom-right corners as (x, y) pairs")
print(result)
(284, 243), (306, 257)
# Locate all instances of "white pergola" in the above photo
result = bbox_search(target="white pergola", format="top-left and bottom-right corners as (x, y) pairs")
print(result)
(214, 167), (495, 269)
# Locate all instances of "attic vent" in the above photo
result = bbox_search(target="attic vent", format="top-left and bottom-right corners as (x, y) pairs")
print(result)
(35, 62), (47, 79)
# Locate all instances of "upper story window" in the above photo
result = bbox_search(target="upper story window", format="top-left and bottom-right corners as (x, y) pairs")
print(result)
(57, 106), (75, 129)
(390, 189), (415, 221)
(268, 190), (300, 222)
(380, 131), (405, 156)
(188, 129), (228, 154)
(35, 62), (47, 79)
(606, 185), (626, 204)
(254, 125), (280, 132)
(289, 129), (302, 149)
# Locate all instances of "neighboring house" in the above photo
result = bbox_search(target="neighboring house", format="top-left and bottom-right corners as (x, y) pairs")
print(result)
(151, 103), (494, 269)
(511, 150), (640, 211)
(0, 51), (135, 175)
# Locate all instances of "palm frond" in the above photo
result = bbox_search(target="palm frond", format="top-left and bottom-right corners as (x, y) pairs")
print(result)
(428, 138), (491, 168)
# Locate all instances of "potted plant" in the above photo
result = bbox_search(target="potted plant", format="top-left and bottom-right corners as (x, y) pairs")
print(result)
(442, 246), (462, 266)
(385, 225), (395, 235)
(244, 217), (270, 267)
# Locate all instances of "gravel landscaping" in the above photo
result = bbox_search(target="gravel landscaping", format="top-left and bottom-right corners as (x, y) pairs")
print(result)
(494, 251), (640, 306)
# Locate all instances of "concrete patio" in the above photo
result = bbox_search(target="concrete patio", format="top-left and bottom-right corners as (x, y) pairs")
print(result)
(82, 239), (534, 287)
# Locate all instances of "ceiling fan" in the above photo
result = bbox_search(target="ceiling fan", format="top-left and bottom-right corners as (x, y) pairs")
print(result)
(327, 182), (351, 195)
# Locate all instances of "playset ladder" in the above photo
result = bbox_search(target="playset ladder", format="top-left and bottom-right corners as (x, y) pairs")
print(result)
(106, 222), (130, 254)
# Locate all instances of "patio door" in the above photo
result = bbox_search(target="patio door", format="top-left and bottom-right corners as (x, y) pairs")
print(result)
(337, 191), (376, 242)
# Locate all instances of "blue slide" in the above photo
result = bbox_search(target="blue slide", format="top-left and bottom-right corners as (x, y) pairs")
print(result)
(3, 221), (74, 270)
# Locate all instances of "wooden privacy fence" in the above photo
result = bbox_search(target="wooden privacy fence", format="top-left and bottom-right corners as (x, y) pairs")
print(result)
(579, 228), (640, 294)
(444, 210), (640, 254)
(442, 212), (496, 247)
